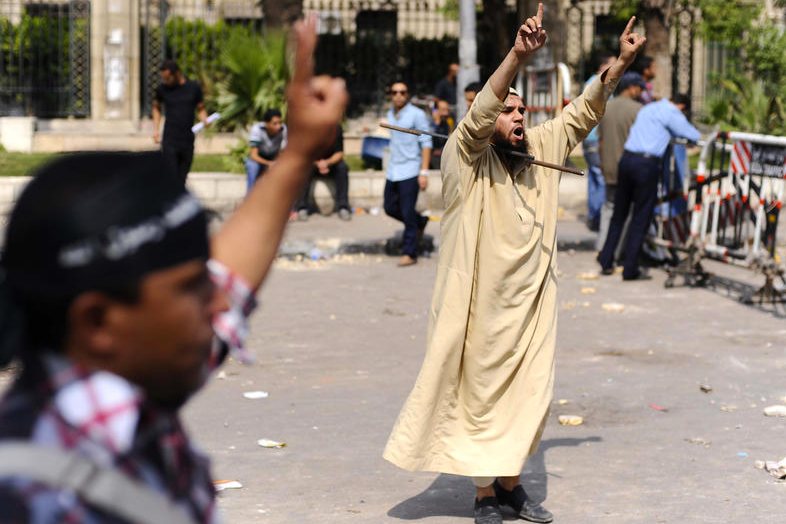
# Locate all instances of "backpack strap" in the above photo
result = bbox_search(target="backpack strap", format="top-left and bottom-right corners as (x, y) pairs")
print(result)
(0, 442), (199, 524)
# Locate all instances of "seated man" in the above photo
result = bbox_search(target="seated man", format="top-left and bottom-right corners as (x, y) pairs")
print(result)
(0, 16), (347, 523)
(295, 123), (351, 221)
(245, 108), (287, 192)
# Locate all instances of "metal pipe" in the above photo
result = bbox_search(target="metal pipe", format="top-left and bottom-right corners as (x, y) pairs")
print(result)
(380, 123), (585, 176)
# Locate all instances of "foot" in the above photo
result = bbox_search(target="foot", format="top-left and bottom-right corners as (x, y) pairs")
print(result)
(586, 217), (600, 232)
(622, 270), (652, 281)
(493, 480), (553, 523)
(297, 208), (309, 221)
(596, 254), (614, 275)
(474, 497), (503, 524)
(397, 255), (417, 267)
(338, 207), (352, 221)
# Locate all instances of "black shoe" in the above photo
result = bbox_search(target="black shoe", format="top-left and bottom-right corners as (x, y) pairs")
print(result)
(597, 254), (614, 275)
(474, 497), (503, 524)
(493, 480), (553, 523)
(622, 268), (652, 281)
(338, 207), (352, 221)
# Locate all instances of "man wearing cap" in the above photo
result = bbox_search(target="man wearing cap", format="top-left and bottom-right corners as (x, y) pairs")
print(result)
(0, 17), (347, 523)
(383, 5), (645, 524)
(598, 92), (700, 280)
(595, 72), (645, 251)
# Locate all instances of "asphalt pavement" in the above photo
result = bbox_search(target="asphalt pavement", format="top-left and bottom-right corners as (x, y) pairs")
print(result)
(182, 212), (786, 524)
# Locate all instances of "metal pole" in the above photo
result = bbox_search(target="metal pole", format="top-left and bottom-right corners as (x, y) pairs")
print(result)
(456, 0), (480, 122)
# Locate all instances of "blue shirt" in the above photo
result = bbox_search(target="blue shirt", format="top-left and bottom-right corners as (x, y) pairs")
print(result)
(583, 74), (600, 143)
(624, 99), (700, 157)
(386, 103), (432, 181)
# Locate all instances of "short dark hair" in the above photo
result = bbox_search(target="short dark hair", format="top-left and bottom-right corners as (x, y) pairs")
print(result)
(263, 108), (282, 122)
(390, 80), (409, 92)
(634, 56), (654, 74)
(464, 82), (481, 94)
(671, 93), (691, 107)
(159, 60), (180, 74)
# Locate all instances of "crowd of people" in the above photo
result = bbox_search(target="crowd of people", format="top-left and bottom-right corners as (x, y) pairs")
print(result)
(581, 54), (701, 280)
(0, 8), (713, 524)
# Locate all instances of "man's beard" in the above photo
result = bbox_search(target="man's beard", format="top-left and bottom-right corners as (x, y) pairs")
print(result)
(492, 132), (531, 168)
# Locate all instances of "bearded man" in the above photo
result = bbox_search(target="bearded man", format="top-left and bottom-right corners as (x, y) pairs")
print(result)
(383, 5), (645, 524)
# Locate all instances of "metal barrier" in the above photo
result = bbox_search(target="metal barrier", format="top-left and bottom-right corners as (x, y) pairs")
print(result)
(650, 132), (786, 303)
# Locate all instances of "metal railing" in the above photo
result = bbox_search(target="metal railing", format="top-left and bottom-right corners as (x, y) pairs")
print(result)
(0, 0), (90, 118)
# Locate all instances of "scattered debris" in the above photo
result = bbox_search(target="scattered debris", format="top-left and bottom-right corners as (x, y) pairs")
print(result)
(685, 437), (711, 446)
(243, 391), (269, 400)
(649, 403), (668, 412)
(257, 439), (286, 449)
(558, 415), (583, 426)
(737, 452), (748, 458)
(582, 302), (590, 308)
(601, 302), (625, 313)
(577, 272), (599, 280)
(756, 458), (786, 479)
(329, 314), (337, 320)
(720, 405), (737, 412)
(764, 405), (786, 417)
(580, 287), (596, 294)
(557, 399), (569, 405)
(216, 371), (227, 380)
(699, 383), (712, 393)
(213, 480), (243, 491)
(562, 301), (576, 310)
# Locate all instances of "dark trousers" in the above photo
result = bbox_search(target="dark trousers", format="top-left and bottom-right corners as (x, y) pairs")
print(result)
(161, 142), (194, 186)
(296, 161), (350, 212)
(598, 152), (661, 279)
(384, 177), (428, 258)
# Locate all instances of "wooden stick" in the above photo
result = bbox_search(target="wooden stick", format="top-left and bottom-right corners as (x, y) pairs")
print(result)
(379, 123), (585, 176)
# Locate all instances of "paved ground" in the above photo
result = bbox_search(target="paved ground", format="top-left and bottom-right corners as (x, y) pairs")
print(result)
(183, 213), (786, 523)
(3, 211), (786, 523)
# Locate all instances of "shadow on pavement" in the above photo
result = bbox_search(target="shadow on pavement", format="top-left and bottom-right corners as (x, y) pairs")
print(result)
(387, 436), (602, 521)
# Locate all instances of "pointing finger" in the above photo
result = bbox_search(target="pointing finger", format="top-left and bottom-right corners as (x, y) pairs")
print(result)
(292, 13), (318, 87)
(622, 15), (636, 37)
(536, 2), (543, 28)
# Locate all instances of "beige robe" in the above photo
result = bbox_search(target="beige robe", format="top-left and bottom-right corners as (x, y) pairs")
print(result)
(383, 76), (616, 477)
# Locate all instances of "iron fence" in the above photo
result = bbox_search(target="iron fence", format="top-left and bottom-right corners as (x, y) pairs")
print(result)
(0, 0), (90, 118)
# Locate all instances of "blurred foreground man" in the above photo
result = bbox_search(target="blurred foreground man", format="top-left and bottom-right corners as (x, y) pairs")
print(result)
(0, 16), (347, 524)
(383, 5), (644, 523)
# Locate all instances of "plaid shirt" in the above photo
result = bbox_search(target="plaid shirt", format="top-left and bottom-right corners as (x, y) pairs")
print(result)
(0, 260), (256, 524)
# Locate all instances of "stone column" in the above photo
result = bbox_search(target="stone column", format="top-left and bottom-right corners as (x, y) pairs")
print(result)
(90, 0), (141, 123)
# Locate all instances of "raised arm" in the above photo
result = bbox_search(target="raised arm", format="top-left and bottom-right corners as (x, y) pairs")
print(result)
(454, 4), (547, 158)
(210, 15), (348, 290)
(530, 16), (645, 157)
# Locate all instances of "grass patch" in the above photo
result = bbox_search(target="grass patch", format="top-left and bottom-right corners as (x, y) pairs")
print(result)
(0, 153), (57, 176)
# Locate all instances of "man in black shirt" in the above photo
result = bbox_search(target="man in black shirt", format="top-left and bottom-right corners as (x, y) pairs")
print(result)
(434, 62), (459, 107)
(295, 124), (351, 221)
(153, 60), (209, 185)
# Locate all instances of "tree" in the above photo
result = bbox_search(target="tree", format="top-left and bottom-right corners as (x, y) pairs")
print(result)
(259, 0), (302, 30)
(611, 0), (676, 98)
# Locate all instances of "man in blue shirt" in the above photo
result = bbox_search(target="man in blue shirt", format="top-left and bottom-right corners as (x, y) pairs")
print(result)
(598, 93), (700, 280)
(582, 55), (615, 232)
(384, 81), (432, 267)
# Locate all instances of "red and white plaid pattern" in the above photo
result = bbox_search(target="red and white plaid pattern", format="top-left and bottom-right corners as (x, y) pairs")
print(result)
(208, 259), (257, 365)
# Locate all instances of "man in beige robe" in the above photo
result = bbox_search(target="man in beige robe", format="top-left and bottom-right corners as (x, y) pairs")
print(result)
(383, 6), (645, 524)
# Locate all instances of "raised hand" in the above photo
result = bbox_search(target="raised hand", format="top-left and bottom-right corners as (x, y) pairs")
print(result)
(513, 3), (547, 59)
(285, 14), (348, 160)
(618, 16), (646, 65)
